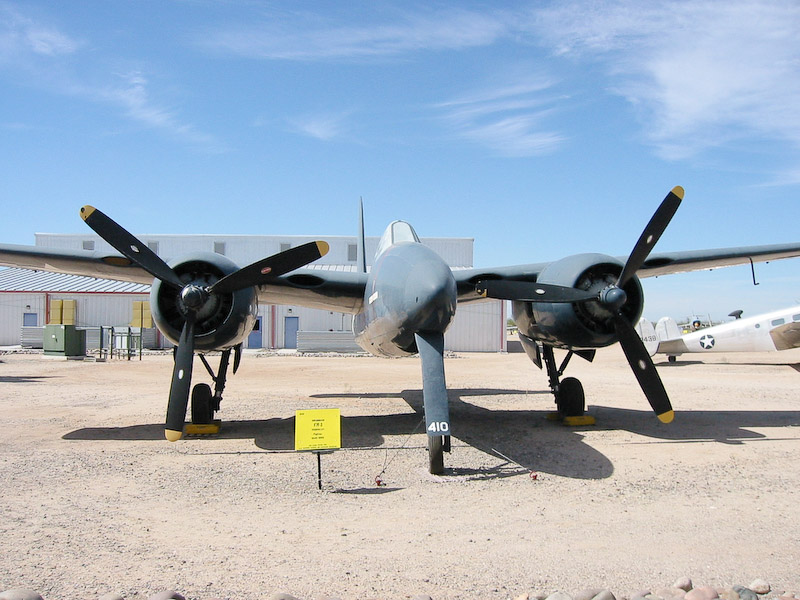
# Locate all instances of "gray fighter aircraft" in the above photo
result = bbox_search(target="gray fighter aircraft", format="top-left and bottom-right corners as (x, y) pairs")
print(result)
(2, 186), (800, 474)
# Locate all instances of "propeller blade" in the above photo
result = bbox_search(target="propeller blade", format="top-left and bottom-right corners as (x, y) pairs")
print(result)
(617, 186), (683, 288)
(208, 241), (330, 295)
(165, 314), (196, 441)
(80, 205), (184, 288)
(612, 313), (674, 423)
(232, 343), (242, 375)
(477, 279), (597, 303)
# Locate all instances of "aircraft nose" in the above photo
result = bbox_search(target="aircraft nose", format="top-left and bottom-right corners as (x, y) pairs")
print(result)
(405, 259), (457, 332)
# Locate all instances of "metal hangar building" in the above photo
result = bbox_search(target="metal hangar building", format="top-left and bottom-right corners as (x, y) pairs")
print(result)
(0, 231), (506, 352)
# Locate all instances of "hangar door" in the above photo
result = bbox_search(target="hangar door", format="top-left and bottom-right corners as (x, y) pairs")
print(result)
(284, 316), (299, 349)
(247, 316), (263, 348)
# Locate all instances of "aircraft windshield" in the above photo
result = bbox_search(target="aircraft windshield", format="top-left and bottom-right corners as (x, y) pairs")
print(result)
(375, 221), (421, 257)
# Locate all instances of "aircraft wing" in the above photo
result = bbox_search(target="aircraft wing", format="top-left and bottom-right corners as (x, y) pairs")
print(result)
(638, 243), (800, 277)
(0, 243), (153, 284)
(256, 269), (368, 313)
(453, 242), (800, 301)
(0, 243), (369, 314)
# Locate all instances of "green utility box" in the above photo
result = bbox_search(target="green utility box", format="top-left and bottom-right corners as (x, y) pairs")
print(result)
(43, 324), (86, 357)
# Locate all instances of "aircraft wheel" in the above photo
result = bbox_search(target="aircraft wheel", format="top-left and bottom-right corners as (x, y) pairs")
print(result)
(558, 377), (585, 417)
(668, 355), (677, 363)
(191, 383), (214, 424)
(428, 436), (445, 475)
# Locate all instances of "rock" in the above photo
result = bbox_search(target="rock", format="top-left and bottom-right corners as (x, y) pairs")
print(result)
(629, 589), (651, 600)
(674, 580), (694, 593)
(655, 587), (686, 599)
(575, 590), (604, 600)
(98, 595), (125, 600)
(717, 588), (740, 600)
(411, 596), (434, 600)
(748, 581), (770, 595)
(268, 595), (301, 600)
(148, 593), (185, 600)
(514, 594), (530, 600)
(686, 587), (719, 600)
(546, 592), (573, 600)
(733, 587), (758, 600)
(0, 591), (43, 600)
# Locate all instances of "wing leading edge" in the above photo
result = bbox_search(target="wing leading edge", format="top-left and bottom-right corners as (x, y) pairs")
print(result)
(2, 240), (800, 312)
(453, 242), (800, 302)
(0, 242), (368, 314)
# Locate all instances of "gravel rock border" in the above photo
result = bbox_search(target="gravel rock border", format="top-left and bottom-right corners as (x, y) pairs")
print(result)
(2, 578), (798, 600)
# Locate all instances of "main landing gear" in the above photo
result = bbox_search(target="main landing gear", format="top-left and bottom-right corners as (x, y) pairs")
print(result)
(183, 344), (242, 433)
(541, 344), (596, 424)
(428, 435), (451, 476)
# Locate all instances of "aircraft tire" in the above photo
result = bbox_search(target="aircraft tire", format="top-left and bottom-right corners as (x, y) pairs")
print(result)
(428, 436), (445, 475)
(191, 383), (214, 424)
(558, 377), (585, 417)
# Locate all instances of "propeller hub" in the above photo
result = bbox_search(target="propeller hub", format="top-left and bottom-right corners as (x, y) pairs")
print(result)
(181, 284), (208, 310)
(600, 286), (627, 311)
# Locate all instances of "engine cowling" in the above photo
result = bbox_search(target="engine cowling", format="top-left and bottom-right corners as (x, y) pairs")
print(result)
(150, 252), (258, 351)
(513, 253), (644, 349)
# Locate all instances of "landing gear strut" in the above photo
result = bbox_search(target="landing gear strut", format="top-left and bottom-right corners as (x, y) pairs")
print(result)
(541, 344), (593, 418)
(192, 344), (242, 426)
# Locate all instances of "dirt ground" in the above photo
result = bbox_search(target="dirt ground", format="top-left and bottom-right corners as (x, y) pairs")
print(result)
(1, 347), (799, 600)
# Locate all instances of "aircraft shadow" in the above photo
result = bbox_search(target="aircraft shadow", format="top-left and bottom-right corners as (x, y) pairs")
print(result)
(589, 405), (800, 443)
(654, 360), (704, 366)
(62, 388), (800, 480)
(0, 375), (58, 383)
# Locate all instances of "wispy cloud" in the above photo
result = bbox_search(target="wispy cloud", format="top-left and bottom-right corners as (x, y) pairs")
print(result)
(95, 71), (222, 150)
(197, 8), (510, 61)
(0, 2), (80, 61)
(436, 78), (566, 157)
(0, 3), (219, 151)
(286, 111), (353, 141)
(532, 0), (800, 161)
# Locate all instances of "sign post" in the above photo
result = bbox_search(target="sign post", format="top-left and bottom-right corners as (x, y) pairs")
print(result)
(294, 409), (341, 490)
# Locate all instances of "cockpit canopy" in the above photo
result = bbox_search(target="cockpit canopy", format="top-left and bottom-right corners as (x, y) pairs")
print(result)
(375, 220), (421, 257)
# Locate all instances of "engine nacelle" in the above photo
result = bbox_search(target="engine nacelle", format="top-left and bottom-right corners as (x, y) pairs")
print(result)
(513, 253), (644, 349)
(150, 252), (258, 352)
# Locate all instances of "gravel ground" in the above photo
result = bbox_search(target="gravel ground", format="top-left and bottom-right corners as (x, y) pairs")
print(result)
(1, 348), (799, 599)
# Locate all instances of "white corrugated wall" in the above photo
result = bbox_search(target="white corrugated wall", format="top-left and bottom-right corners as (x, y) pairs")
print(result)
(0, 292), (149, 346)
(445, 299), (506, 352)
(0, 293), (44, 345)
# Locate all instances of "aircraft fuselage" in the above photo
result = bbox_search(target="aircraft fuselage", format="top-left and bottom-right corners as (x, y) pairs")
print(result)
(353, 222), (457, 357)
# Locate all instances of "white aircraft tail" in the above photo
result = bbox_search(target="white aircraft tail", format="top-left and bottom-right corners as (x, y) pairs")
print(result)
(635, 317), (659, 356)
(655, 316), (682, 341)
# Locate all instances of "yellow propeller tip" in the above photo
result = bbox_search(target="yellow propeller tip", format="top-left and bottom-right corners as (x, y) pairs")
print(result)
(671, 186), (685, 200)
(316, 240), (330, 256)
(165, 429), (183, 442)
(79, 205), (96, 221)
(657, 410), (674, 424)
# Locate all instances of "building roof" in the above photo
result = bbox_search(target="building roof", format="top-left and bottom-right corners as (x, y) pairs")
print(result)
(0, 268), (151, 293)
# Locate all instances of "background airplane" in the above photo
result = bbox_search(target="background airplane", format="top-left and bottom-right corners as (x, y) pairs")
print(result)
(649, 306), (800, 362)
(2, 186), (800, 474)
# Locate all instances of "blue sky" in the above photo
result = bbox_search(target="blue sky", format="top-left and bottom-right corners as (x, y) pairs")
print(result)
(1, 0), (799, 322)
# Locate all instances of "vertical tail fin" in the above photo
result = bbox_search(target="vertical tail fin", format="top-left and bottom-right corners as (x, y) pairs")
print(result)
(357, 197), (367, 273)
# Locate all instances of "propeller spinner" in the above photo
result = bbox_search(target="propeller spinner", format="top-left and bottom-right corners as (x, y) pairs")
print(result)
(477, 186), (683, 423)
(80, 205), (329, 440)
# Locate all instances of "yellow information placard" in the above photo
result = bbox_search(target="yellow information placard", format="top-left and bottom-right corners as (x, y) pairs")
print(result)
(295, 409), (341, 451)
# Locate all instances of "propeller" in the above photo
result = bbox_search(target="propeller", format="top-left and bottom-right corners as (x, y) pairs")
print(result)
(477, 186), (683, 423)
(80, 205), (329, 440)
